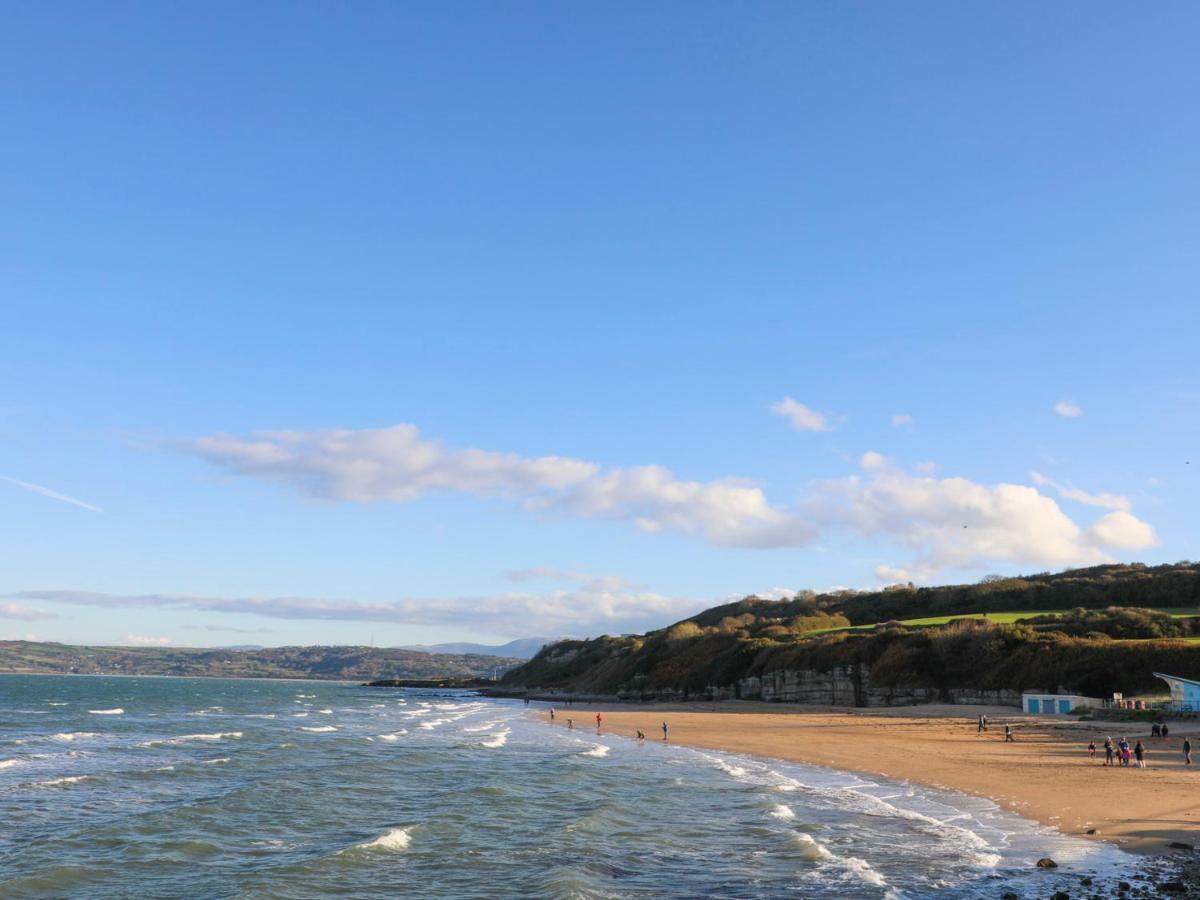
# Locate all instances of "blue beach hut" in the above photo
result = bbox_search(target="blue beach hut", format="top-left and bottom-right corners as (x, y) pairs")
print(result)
(1153, 673), (1200, 711)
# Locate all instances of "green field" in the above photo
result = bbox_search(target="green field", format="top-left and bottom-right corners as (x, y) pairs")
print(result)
(806, 607), (1200, 636)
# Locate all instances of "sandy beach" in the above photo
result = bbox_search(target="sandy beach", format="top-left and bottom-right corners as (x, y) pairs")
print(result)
(536, 701), (1200, 855)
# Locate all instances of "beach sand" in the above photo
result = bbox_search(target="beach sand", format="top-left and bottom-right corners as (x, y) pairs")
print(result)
(538, 702), (1200, 854)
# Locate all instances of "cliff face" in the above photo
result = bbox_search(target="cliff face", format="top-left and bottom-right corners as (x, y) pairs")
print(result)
(606, 665), (1021, 708)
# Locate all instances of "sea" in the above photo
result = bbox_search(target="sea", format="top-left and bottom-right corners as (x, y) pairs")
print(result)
(0, 674), (1135, 898)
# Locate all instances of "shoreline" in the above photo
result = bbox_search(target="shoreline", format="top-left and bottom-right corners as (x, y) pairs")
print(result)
(529, 700), (1200, 858)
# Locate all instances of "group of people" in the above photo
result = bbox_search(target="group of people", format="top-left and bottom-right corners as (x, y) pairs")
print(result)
(1087, 726), (1194, 768)
(547, 706), (669, 741)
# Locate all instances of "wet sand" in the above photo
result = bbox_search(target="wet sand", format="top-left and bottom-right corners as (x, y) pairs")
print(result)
(536, 701), (1200, 854)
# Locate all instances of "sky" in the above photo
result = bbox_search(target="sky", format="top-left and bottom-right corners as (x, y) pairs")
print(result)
(2, 3), (1199, 648)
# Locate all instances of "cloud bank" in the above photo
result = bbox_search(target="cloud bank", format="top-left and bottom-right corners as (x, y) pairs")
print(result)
(7, 574), (707, 638)
(187, 425), (813, 548)
(809, 453), (1158, 583)
(184, 424), (1160, 582)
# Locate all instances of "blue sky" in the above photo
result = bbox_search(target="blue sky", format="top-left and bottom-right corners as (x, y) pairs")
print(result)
(2, 3), (1198, 647)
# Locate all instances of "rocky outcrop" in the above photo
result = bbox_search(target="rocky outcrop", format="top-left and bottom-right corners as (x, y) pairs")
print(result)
(611, 665), (1022, 708)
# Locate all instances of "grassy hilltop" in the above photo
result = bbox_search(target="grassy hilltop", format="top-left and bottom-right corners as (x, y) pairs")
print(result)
(502, 562), (1200, 702)
(0, 640), (521, 681)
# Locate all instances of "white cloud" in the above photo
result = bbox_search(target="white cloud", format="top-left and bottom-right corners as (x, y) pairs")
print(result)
(0, 476), (102, 513)
(1085, 510), (1159, 550)
(890, 413), (913, 427)
(860, 450), (888, 471)
(0, 602), (56, 622)
(1054, 401), (1084, 418)
(1029, 472), (1132, 512)
(186, 425), (814, 549)
(770, 397), (832, 432)
(122, 634), (175, 646)
(809, 455), (1159, 582)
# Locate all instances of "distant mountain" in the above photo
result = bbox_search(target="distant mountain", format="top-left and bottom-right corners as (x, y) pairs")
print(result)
(401, 637), (553, 659)
(0, 640), (523, 681)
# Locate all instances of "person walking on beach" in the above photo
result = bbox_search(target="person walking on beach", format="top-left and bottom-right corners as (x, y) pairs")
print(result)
(977, 715), (985, 734)
(1004, 724), (1014, 742)
(1152, 722), (1161, 739)
(1184, 737), (1192, 765)
(595, 712), (603, 733)
(1104, 736), (1114, 767)
(567, 718), (574, 730)
(1162, 723), (1170, 741)
(636, 729), (645, 741)
(549, 708), (555, 721)
(1134, 740), (1146, 768)
(662, 721), (669, 741)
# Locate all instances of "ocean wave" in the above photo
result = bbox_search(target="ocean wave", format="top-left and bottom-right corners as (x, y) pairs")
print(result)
(245, 714), (276, 719)
(345, 826), (412, 853)
(0, 759), (22, 770)
(51, 732), (100, 742)
(46, 702), (68, 706)
(317, 708), (333, 714)
(301, 725), (338, 733)
(790, 832), (833, 861)
(205, 757), (231, 765)
(480, 731), (509, 749)
(768, 804), (795, 820)
(291, 712), (309, 718)
(143, 732), (243, 747)
(462, 722), (500, 733)
(377, 731), (407, 742)
(838, 856), (888, 888)
(36, 775), (91, 787)
(418, 718), (450, 730)
(89, 708), (124, 715)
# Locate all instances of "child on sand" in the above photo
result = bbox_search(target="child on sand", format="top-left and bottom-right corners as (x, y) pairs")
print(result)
(1134, 740), (1146, 769)
(636, 729), (645, 741)
(549, 708), (555, 721)
(567, 718), (573, 730)
(662, 721), (669, 741)
(1184, 737), (1192, 765)
(595, 713), (602, 732)
(1088, 741), (1096, 759)
(1104, 737), (1114, 766)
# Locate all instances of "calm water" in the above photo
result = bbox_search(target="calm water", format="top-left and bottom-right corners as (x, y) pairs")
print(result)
(0, 674), (1131, 898)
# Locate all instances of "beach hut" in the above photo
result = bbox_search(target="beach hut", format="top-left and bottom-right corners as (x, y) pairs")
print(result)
(1152, 673), (1200, 711)
(1021, 691), (1100, 714)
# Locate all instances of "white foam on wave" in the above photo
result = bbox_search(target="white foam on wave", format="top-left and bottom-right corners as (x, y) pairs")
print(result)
(418, 718), (450, 730)
(245, 714), (276, 719)
(143, 732), (243, 746)
(36, 775), (91, 787)
(0, 759), (23, 770)
(317, 708), (333, 715)
(205, 757), (231, 765)
(51, 732), (100, 742)
(345, 826), (413, 853)
(769, 803), (795, 820)
(790, 832), (833, 861)
(292, 712), (309, 718)
(377, 731), (407, 742)
(582, 744), (610, 758)
(89, 708), (124, 715)
(46, 702), (68, 706)
(301, 725), (338, 733)
(839, 856), (888, 888)
(462, 722), (500, 733)
(480, 731), (509, 749)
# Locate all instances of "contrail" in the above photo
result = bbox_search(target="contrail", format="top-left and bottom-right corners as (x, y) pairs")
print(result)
(0, 476), (103, 513)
